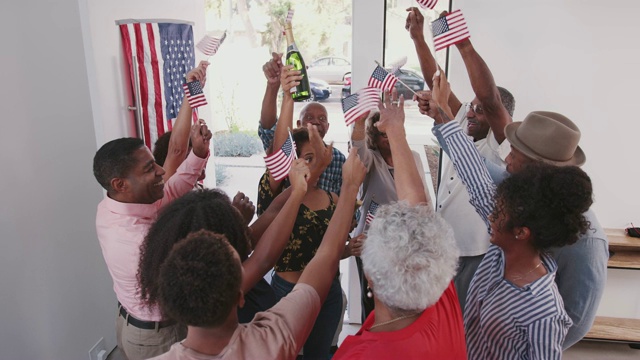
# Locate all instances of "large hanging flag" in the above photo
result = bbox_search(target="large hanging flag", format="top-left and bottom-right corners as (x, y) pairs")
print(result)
(431, 10), (470, 51)
(196, 32), (226, 57)
(183, 80), (208, 108)
(368, 65), (398, 92)
(366, 200), (380, 225)
(342, 88), (380, 126)
(264, 132), (297, 181)
(417, 0), (438, 9)
(119, 21), (195, 149)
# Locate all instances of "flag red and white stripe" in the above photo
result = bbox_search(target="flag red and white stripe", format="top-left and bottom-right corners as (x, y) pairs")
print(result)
(264, 132), (297, 181)
(286, 9), (294, 23)
(417, 0), (438, 9)
(368, 65), (398, 92)
(366, 200), (380, 225)
(431, 10), (470, 51)
(342, 87), (380, 126)
(119, 21), (195, 149)
(196, 32), (226, 57)
(183, 80), (208, 108)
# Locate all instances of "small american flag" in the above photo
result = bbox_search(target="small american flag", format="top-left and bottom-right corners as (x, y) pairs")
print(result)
(431, 10), (470, 51)
(365, 200), (380, 225)
(342, 88), (380, 126)
(183, 80), (207, 108)
(196, 32), (226, 56)
(417, 0), (438, 9)
(368, 66), (398, 92)
(264, 132), (297, 181)
(286, 9), (294, 23)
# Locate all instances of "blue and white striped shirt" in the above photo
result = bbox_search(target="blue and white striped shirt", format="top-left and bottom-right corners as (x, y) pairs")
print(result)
(433, 121), (572, 359)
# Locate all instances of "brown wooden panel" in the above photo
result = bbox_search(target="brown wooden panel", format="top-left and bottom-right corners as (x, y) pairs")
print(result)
(585, 316), (640, 342)
(605, 228), (640, 252)
(608, 250), (640, 269)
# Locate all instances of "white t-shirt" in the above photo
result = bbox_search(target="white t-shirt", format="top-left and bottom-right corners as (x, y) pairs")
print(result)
(436, 105), (510, 256)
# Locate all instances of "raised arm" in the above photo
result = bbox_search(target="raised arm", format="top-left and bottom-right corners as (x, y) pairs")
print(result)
(266, 65), (301, 192)
(375, 90), (428, 205)
(349, 112), (374, 170)
(162, 61), (209, 180)
(241, 159), (308, 293)
(259, 53), (284, 152)
(455, 39), (512, 143)
(298, 148), (365, 301)
(406, 7), (462, 114)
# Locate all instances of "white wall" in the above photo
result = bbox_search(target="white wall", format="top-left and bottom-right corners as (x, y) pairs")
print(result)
(448, 0), (640, 227)
(0, 0), (114, 359)
(81, 0), (208, 146)
(0, 0), (206, 358)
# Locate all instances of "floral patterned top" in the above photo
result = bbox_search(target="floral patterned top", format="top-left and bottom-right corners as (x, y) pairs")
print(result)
(256, 171), (336, 272)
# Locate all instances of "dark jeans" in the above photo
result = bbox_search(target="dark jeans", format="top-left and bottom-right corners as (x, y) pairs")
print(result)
(272, 273), (343, 360)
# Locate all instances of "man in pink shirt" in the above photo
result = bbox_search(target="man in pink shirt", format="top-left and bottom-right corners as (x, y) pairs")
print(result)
(93, 119), (211, 360)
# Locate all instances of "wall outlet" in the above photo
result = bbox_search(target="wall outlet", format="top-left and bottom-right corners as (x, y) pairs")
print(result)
(88, 337), (107, 360)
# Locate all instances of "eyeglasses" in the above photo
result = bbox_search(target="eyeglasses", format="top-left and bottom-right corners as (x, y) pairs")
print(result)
(466, 103), (484, 115)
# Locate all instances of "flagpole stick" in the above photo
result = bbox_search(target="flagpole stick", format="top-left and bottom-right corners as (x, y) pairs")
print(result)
(374, 60), (418, 98)
(287, 127), (298, 159)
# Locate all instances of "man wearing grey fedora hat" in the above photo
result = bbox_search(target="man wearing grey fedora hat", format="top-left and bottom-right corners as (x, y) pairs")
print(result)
(407, 7), (516, 310)
(427, 74), (608, 350)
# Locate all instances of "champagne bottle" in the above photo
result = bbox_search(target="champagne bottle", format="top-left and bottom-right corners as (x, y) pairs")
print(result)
(284, 23), (311, 102)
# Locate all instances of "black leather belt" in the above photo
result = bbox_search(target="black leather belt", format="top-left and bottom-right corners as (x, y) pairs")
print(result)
(118, 302), (175, 330)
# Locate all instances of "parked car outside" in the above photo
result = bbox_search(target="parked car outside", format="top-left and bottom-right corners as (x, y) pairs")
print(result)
(341, 68), (425, 100)
(306, 56), (351, 84)
(309, 78), (331, 101)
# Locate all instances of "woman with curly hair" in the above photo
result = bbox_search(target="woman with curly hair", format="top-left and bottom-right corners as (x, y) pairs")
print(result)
(147, 148), (366, 360)
(250, 65), (356, 358)
(429, 88), (594, 357)
(138, 157), (312, 324)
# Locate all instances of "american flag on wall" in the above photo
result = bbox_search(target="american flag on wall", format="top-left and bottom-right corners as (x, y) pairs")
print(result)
(342, 87), (380, 126)
(417, 0), (438, 9)
(431, 10), (470, 51)
(368, 65), (398, 92)
(119, 21), (195, 149)
(264, 132), (297, 181)
(365, 200), (380, 225)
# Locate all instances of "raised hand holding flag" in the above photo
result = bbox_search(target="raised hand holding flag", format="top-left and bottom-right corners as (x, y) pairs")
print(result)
(342, 88), (380, 126)
(196, 31), (227, 57)
(431, 10), (470, 51)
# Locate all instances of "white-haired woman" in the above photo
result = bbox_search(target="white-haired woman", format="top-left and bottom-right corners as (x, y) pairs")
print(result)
(334, 91), (467, 359)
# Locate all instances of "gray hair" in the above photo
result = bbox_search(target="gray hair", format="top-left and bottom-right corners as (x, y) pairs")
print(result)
(362, 202), (459, 314)
(497, 86), (515, 117)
